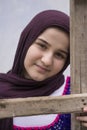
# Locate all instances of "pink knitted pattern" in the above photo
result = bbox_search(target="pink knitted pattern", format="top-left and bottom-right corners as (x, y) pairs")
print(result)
(13, 76), (70, 130)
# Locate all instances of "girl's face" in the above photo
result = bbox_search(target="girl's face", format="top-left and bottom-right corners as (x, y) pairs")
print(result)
(24, 27), (69, 81)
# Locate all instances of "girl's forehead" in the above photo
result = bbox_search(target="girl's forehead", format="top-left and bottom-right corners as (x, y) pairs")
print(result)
(39, 27), (69, 41)
(36, 26), (69, 41)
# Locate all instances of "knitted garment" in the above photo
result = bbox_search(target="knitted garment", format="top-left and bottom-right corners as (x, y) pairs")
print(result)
(13, 77), (71, 130)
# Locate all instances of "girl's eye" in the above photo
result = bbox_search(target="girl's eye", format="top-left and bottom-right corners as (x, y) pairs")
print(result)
(37, 43), (47, 49)
(55, 52), (65, 59)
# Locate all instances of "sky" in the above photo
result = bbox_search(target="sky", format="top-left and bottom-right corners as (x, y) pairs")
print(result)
(0, 0), (70, 75)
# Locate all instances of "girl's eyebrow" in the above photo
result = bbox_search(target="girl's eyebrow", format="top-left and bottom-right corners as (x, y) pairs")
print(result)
(37, 38), (68, 56)
(58, 50), (68, 56)
(37, 38), (50, 46)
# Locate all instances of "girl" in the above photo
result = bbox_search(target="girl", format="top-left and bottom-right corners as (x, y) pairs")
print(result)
(0, 10), (86, 130)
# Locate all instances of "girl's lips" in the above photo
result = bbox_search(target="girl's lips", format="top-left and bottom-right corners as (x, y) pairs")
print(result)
(35, 64), (50, 72)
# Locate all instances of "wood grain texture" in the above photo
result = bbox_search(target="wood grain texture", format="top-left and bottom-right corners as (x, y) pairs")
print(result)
(0, 93), (87, 119)
(70, 0), (87, 129)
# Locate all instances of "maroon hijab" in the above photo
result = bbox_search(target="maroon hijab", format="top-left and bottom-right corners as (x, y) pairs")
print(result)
(0, 10), (69, 98)
(0, 10), (70, 130)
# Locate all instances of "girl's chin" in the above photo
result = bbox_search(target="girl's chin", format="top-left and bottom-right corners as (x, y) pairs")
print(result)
(23, 70), (47, 81)
(29, 74), (46, 81)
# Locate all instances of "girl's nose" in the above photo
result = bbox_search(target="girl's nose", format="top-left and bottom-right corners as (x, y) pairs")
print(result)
(41, 53), (53, 66)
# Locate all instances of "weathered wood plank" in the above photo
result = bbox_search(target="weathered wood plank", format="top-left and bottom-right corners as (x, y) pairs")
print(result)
(0, 93), (87, 119)
(70, 0), (87, 130)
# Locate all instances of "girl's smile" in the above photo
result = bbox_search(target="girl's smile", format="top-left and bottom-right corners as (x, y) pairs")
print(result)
(34, 63), (50, 73)
(35, 64), (50, 71)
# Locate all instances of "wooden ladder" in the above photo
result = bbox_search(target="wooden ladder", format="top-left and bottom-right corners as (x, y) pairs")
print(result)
(0, 0), (87, 130)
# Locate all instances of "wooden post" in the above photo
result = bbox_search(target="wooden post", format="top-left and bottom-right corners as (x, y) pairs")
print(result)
(70, 0), (87, 130)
